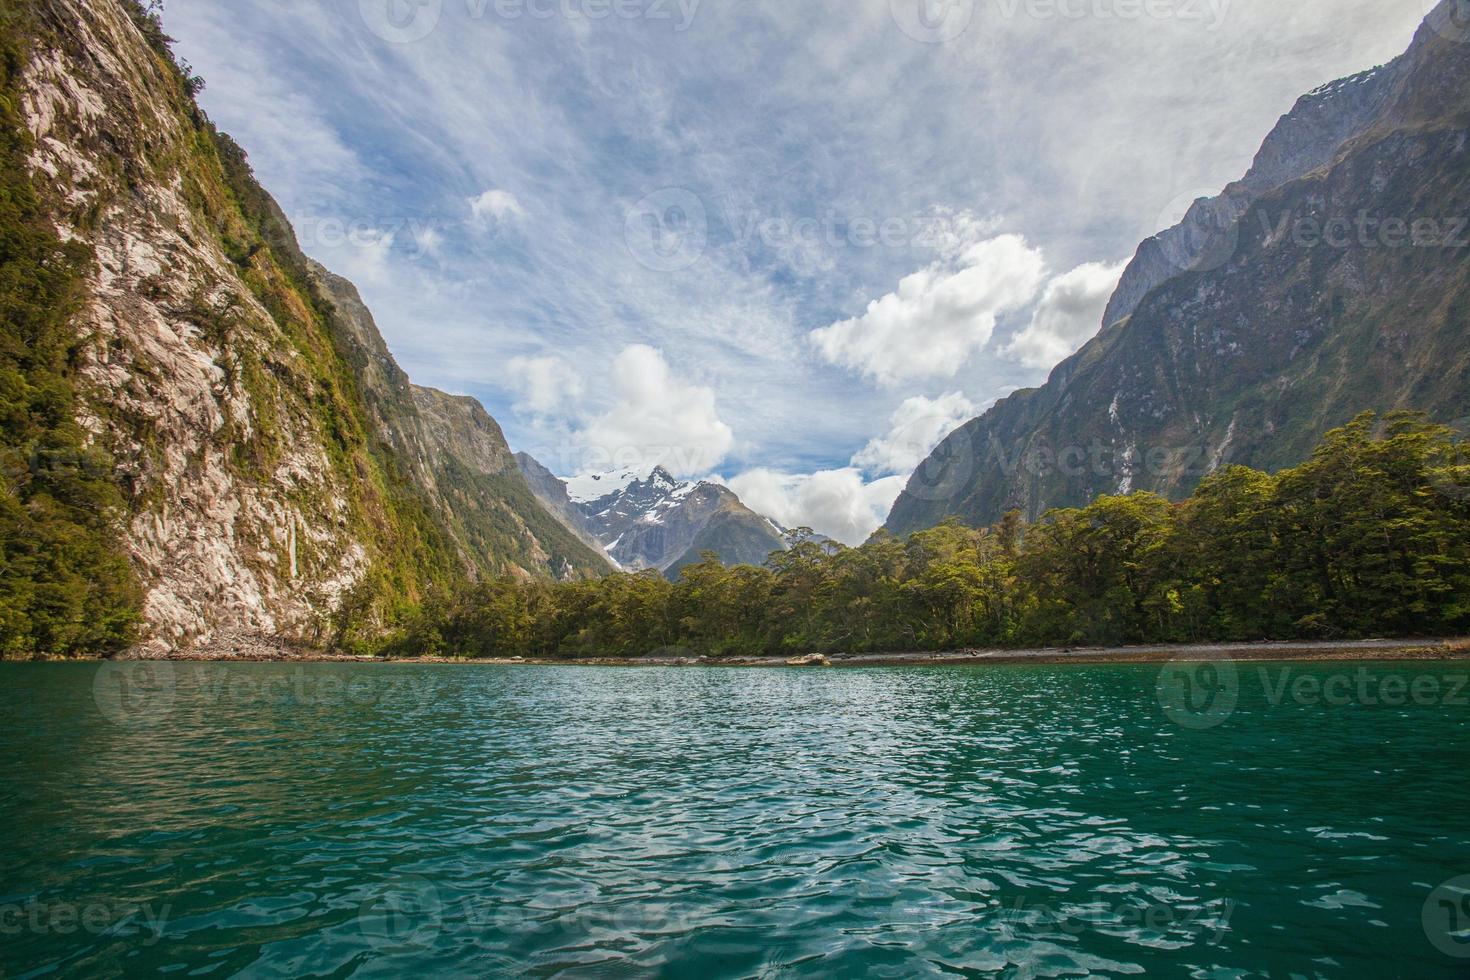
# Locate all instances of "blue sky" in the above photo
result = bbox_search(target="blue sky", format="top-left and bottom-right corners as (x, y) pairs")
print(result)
(162, 0), (1427, 542)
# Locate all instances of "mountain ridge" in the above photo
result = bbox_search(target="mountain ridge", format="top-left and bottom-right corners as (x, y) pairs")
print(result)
(887, 2), (1470, 536)
(517, 459), (788, 577)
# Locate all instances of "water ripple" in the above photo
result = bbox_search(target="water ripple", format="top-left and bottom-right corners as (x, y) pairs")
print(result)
(1, 661), (1467, 977)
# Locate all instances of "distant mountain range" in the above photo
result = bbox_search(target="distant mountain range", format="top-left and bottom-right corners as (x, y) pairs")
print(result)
(887, 0), (1470, 536)
(517, 458), (788, 577)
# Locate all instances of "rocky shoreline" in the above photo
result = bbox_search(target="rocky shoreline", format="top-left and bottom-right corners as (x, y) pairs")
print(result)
(56, 635), (1467, 668)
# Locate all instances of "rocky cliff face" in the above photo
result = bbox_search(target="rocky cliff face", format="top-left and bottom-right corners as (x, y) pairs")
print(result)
(520, 461), (787, 577)
(308, 267), (611, 584)
(888, 3), (1470, 535)
(1101, 61), (1403, 330)
(4, 0), (603, 653)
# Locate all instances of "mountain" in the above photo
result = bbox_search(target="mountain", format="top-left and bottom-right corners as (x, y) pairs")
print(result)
(306, 266), (611, 583)
(518, 460), (788, 577)
(0, 0), (605, 655)
(887, 2), (1470, 536)
(512, 452), (613, 560)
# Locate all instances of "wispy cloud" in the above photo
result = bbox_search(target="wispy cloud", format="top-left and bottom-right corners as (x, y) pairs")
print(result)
(164, 0), (1427, 506)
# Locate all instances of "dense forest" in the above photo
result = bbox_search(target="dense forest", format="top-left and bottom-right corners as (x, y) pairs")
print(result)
(386, 413), (1470, 659)
(0, 9), (141, 658)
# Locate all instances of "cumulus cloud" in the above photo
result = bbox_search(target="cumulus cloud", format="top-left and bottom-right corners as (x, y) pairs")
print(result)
(727, 391), (975, 545)
(809, 235), (1047, 386)
(582, 345), (734, 477)
(506, 355), (584, 416)
(728, 469), (908, 547)
(468, 188), (525, 226)
(1003, 261), (1127, 369)
(851, 391), (976, 476)
(167, 0), (1428, 498)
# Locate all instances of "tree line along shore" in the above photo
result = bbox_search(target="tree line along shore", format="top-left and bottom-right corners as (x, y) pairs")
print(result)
(362, 412), (1470, 662)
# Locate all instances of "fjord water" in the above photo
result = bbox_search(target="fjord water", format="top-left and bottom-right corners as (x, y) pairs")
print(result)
(2, 662), (1467, 977)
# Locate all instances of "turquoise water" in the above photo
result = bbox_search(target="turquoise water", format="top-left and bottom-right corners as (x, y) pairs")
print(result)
(2, 660), (1469, 977)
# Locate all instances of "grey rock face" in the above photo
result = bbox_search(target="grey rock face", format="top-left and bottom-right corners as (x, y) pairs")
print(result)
(514, 453), (611, 558)
(1101, 62), (1403, 331)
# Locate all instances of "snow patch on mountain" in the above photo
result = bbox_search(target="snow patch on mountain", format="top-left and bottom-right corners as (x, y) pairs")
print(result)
(565, 466), (660, 504)
(528, 463), (790, 575)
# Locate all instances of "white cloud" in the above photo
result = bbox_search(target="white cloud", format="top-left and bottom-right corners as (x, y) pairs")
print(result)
(851, 392), (976, 476)
(1003, 261), (1127, 370)
(468, 188), (525, 226)
(164, 0), (1427, 496)
(506, 355), (584, 416)
(729, 391), (976, 545)
(728, 468), (907, 547)
(809, 235), (1047, 386)
(412, 224), (444, 257)
(582, 345), (734, 477)
(318, 227), (396, 290)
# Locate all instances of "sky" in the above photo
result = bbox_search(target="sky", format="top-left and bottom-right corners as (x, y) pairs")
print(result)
(161, 0), (1429, 543)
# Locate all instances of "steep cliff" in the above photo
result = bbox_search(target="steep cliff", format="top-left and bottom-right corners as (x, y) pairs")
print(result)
(888, 3), (1470, 535)
(309, 266), (610, 585)
(0, 0), (602, 654)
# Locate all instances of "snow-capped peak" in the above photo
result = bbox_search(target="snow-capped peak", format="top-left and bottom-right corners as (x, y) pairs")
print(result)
(564, 465), (681, 504)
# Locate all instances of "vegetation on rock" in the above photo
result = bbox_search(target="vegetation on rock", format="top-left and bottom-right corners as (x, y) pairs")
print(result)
(0, 9), (140, 656)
